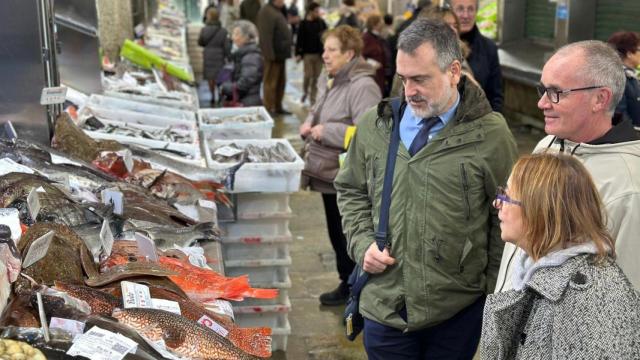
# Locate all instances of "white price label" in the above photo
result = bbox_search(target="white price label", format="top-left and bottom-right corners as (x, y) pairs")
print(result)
(22, 230), (55, 268)
(0, 158), (35, 176)
(67, 326), (137, 360)
(40, 86), (68, 105)
(151, 298), (181, 315)
(134, 233), (158, 262)
(50, 317), (85, 336)
(101, 188), (124, 215)
(121, 281), (152, 309)
(0, 208), (22, 243)
(100, 220), (114, 257)
(50, 153), (83, 167)
(204, 299), (235, 321)
(213, 145), (244, 158)
(116, 149), (134, 173)
(197, 315), (229, 337)
(27, 187), (41, 221)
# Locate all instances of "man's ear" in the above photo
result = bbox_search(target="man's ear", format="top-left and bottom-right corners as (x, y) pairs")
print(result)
(593, 87), (613, 113)
(449, 60), (462, 85)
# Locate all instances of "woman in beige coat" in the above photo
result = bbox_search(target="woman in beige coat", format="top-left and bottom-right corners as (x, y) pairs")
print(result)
(299, 25), (381, 306)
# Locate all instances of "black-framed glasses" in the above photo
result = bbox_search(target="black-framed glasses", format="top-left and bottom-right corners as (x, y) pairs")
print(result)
(493, 186), (522, 209)
(535, 84), (604, 104)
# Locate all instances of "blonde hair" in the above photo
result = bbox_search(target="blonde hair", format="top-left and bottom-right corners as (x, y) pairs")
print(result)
(509, 153), (614, 261)
(205, 7), (219, 24)
(322, 25), (363, 57)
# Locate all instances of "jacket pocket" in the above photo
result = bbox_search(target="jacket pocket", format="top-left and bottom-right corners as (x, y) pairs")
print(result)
(459, 163), (471, 221)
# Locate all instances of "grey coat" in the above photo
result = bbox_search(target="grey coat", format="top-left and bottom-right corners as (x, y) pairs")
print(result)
(198, 22), (231, 80)
(221, 43), (263, 106)
(481, 254), (640, 359)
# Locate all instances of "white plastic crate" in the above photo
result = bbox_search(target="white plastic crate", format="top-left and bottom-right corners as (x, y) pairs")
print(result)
(234, 289), (289, 308)
(233, 296), (291, 314)
(86, 94), (196, 121)
(219, 217), (290, 239)
(272, 318), (291, 352)
(84, 120), (199, 149)
(234, 312), (291, 351)
(221, 242), (290, 262)
(235, 193), (291, 219)
(220, 230), (293, 245)
(198, 107), (274, 143)
(104, 89), (198, 111)
(223, 262), (291, 289)
(204, 139), (304, 193)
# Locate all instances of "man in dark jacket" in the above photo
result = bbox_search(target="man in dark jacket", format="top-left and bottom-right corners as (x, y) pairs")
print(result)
(296, 2), (327, 105)
(451, 0), (503, 112)
(240, 0), (261, 25)
(257, 0), (293, 115)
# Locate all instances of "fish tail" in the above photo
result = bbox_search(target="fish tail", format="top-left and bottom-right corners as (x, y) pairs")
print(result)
(193, 180), (225, 190)
(242, 288), (279, 299)
(218, 276), (252, 300)
(228, 327), (272, 358)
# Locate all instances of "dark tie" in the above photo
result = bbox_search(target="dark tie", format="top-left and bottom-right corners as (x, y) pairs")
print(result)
(408, 116), (440, 156)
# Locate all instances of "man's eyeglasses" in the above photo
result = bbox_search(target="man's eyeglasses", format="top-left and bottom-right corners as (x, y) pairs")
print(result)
(493, 186), (522, 209)
(535, 84), (604, 104)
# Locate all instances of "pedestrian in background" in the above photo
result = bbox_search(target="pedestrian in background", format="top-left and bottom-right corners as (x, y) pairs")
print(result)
(299, 25), (381, 306)
(219, 0), (240, 32)
(336, 0), (360, 29)
(362, 14), (389, 95)
(335, 19), (517, 358)
(450, 0), (503, 112)
(198, 7), (231, 106)
(296, 2), (327, 106)
(287, 1), (301, 43)
(257, 0), (293, 115)
(220, 20), (264, 106)
(240, 0), (261, 25)
(482, 153), (640, 359)
(607, 31), (640, 126)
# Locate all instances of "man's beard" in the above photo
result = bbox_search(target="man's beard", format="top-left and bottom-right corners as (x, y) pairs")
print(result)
(405, 87), (453, 119)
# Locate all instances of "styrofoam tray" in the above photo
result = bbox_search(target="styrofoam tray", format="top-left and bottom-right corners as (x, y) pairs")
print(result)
(86, 94), (196, 121)
(204, 139), (304, 193)
(235, 193), (291, 220)
(198, 107), (274, 142)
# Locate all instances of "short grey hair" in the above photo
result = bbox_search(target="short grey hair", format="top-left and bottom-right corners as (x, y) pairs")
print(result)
(554, 40), (625, 114)
(397, 18), (463, 71)
(232, 20), (259, 43)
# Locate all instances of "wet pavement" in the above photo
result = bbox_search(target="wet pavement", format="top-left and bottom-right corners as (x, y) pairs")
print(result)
(199, 59), (542, 359)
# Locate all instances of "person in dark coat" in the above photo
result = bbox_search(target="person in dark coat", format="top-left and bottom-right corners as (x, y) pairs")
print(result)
(221, 20), (264, 106)
(336, 0), (360, 29)
(607, 31), (640, 126)
(198, 7), (231, 106)
(362, 14), (390, 95)
(240, 0), (261, 25)
(452, 0), (503, 112)
(296, 2), (327, 105)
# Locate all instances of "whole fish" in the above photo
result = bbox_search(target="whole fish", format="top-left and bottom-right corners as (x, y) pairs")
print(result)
(85, 314), (166, 360)
(112, 308), (259, 360)
(201, 112), (265, 125)
(0, 172), (71, 208)
(212, 143), (294, 164)
(10, 192), (103, 227)
(158, 256), (278, 302)
(85, 261), (178, 287)
(52, 112), (123, 163)
(54, 281), (122, 316)
(0, 295), (40, 327)
(124, 221), (221, 250)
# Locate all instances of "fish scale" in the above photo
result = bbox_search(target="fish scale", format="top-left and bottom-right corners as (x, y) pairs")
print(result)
(113, 308), (259, 360)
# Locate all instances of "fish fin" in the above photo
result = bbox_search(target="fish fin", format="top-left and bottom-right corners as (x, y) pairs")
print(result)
(228, 327), (272, 358)
(242, 288), (279, 299)
(192, 180), (225, 190)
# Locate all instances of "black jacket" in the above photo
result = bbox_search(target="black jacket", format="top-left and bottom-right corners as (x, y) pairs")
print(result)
(221, 43), (264, 106)
(295, 18), (327, 56)
(461, 25), (503, 113)
(615, 66), (640, 126)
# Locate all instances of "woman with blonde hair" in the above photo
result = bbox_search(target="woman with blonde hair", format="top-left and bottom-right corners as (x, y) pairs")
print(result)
(481, 153), (640, 359)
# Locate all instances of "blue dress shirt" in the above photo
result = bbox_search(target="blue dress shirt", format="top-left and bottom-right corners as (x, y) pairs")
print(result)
(399, 93), (461, 150)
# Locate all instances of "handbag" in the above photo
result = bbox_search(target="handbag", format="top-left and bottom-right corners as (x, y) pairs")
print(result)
(344, 97), (403, 341)
(301, 141), (343, 183)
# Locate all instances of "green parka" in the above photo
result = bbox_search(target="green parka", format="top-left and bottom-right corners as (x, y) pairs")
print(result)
(335, 76), (518, 331)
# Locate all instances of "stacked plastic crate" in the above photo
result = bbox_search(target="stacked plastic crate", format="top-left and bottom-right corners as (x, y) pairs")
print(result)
(198, 107), (303, 351)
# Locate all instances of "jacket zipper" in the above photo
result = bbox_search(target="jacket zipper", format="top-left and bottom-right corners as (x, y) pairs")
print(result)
(368, 158), (377, 202)
(459, 163), (471, 221)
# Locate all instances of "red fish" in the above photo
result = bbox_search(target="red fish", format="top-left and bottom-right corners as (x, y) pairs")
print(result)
(158, 256), (278, 302)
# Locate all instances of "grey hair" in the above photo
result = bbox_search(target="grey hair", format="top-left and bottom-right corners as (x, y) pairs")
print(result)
(554, 40), (625, 114)
(447, 0), (479, 8)
(397, 18), (463, 71)
(232, 20), (259, 43)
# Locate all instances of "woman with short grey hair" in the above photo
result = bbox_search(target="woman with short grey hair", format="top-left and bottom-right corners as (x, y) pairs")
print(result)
(220, 20), (264, 106)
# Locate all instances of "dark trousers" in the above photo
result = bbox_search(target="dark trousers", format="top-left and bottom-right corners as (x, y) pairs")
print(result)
(262, 59), (286, 112)
(363, 296), (486, 360)
(321, 193), (355, 282)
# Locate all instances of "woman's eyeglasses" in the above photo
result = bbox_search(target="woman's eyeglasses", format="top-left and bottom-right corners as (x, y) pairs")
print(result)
(493, 186), (522, 209)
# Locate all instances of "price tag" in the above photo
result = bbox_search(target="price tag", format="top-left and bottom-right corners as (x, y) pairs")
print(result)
(197, 315), (229, 337)
(204, 300), (234, 321)
(116, 149), (134, 173)
(67, 326), (137, 360)
(151, 298), (181, 315)
(134, 233), (158, 262)
(0, 158), (35, 177)
(196, 199), (217, 223)
(213, 146), (244, 158)
(40, 86), (68, 105)
(121, 281), (152, 309)
(50, 153), (83, 167)
(28, 187), (44, 220)
(0, 208), (22, 243)
(100, 220), (114, 257)
(101, 188), (124, 215)
(0, 122), (17, 142)
(22, 230), (55, 268)
(50, 317), (85, 336)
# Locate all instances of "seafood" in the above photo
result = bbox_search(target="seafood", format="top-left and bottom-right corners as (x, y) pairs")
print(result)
(72, 221), (122, 263)
(158, 256), (278, 302)
(54, 281), (122, 316)
(52, 112), (123, 163)
(82, 121), (194, 144)
(124, 221), (221, 251)
(212, 142), (295, 163)
(112, 308), (259, 360)
(0, 295), (39, 327)
(14, 223), (89, 295)
(85, 261), (178, 287)
(201, 112), (265, 125)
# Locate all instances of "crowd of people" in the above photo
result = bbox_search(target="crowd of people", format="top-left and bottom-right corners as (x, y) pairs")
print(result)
(197, 0), (640, 358)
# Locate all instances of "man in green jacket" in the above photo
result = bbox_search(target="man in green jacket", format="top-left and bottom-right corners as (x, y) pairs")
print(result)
(335, 19), (517, 359)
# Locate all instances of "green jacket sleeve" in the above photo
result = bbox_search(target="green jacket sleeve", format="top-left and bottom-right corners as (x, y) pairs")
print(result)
(334, 112), (377, 265)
